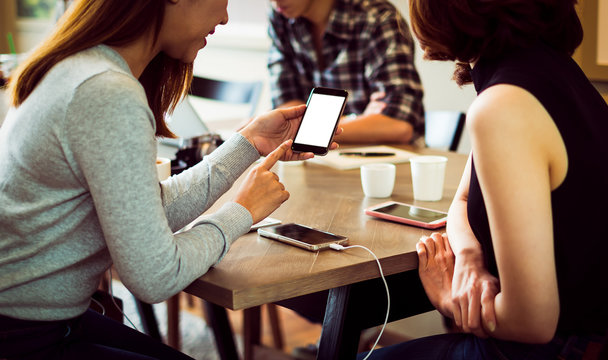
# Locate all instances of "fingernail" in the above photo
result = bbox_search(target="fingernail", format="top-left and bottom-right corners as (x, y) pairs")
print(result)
(487, 321), (496, 332)
(419, 236), (426, 242)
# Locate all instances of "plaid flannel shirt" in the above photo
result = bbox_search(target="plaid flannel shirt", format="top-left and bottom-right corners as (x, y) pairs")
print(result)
(268, 0), (425, 141)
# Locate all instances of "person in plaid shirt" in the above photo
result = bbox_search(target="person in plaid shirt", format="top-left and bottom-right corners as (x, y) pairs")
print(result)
(268, 0), (425, 145)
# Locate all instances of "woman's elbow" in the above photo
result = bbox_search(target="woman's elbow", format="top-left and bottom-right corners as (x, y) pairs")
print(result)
(495, 295), (559, 343)
(500, 311), (559, 344)
(126, 282), (174, 304)
(521, 323), (558, 344)
(119, 271), (184, 304)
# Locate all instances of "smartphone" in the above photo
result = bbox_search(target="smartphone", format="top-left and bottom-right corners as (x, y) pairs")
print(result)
(365, 201), (448, 229)
(291, 87), (349, 155)
(250, 217), (282, 232)
(257, 223), (349, 251)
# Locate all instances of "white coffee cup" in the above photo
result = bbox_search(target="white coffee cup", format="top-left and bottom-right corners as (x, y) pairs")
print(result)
(0, 54), (20, 80)
(156, 157), (171, 181)
(409, 156), (448, 201)
(360, 163), (396, 198)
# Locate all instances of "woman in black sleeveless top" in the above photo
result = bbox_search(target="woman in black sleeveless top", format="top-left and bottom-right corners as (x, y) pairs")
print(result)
(362, 1), (608, 359)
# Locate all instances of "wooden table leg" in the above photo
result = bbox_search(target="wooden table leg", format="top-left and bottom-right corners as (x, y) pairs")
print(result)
(244, 306), (262, 360)
(317, 284), (360, 360)
(317, 271), (435, 360)
(203, 301), (240, 360)
(266, 304), (284, 350)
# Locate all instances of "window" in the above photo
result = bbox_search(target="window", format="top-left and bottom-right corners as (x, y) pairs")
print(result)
(15, 0), (61, 52)
(17, 0), (55, 19)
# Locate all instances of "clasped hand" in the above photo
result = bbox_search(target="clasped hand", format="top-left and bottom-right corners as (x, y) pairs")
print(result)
(417, 233), (500, 338)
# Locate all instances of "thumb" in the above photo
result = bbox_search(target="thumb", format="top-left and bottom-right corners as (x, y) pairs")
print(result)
(481, 281), (497, 333)
(280, 104), (307, 120)
(260, 140), (292, 170)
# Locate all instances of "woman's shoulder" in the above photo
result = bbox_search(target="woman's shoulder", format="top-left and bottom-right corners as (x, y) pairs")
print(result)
(45, 45), (141, 99)
(467, 83), (556, 153)
(57, 45), (128, 75)
(468, 83), (567, 178)
(61, 48), (153, 131)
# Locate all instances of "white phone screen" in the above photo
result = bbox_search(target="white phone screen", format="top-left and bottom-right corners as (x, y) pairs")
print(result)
(294, 93), (346, 147)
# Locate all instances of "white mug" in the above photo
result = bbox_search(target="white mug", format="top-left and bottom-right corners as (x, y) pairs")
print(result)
(409, 156), (448, 201)
(360, 163), (396, 198)
(156, 157), (171, 181)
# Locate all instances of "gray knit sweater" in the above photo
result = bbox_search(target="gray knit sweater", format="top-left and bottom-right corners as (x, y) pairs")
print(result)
(0, 45), (258, 321)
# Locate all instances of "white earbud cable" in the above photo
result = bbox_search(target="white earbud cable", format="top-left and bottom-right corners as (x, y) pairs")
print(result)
(329, 243), (390, 360)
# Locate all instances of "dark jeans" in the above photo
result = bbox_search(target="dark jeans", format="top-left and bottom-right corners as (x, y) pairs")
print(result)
(0, 309), (193, 360)
(358, 331), (605, 360)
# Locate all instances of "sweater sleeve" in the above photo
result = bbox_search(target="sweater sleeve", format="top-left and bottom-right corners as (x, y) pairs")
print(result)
(65, 71), (258, 303)
(160, 133), (258, 232)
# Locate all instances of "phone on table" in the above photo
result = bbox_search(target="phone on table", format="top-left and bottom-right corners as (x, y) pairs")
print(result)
(257, 223), (349, 251)
(291, 87), (349, 155)
(365, 201), (448, 229)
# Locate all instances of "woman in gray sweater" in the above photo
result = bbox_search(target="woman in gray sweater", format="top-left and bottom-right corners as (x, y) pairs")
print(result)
(0, 1), (331, 359)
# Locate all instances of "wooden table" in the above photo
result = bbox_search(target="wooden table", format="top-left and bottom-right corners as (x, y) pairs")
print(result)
(185, 147), (468, 359)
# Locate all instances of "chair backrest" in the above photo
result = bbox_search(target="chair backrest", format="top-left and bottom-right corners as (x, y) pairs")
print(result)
(189, 76), (263, 118)
(424, 111), (466, 152)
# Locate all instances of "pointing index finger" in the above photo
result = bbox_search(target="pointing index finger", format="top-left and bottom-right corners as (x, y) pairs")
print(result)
(260, 140), (292, 170)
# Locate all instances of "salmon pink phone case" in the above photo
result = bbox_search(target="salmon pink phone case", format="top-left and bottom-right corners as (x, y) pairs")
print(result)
(365, 201), (447, 229)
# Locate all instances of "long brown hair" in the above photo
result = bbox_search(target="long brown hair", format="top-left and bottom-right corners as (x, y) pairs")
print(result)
(409, 0), (583, 85)
(7, 0), (193, 137)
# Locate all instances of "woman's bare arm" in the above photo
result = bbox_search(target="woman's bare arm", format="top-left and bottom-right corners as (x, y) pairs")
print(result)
(466, 84), (565, 342)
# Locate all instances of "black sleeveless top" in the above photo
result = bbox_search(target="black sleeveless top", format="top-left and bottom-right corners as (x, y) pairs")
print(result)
(468, 44), (608, 334)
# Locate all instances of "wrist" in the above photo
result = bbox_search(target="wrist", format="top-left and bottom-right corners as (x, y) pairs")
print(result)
(238, 130), (259, 155)
(455, 247), (484, 265)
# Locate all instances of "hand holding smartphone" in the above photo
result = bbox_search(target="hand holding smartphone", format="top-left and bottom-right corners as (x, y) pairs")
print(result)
(291, 87), (348, 155)
(365, 201), (448, 229)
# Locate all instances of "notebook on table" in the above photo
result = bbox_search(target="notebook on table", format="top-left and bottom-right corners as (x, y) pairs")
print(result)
(306, 145), (419, 170)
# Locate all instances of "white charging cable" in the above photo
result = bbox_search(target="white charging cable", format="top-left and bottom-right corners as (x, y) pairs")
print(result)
(329, 243), (390, 360)
(108, 268), (139, 331)
(90, 296), (106, 316)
